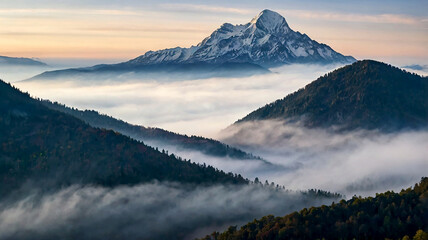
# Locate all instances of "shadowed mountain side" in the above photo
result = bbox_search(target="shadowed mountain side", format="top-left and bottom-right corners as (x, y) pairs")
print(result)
(25, 62), (270, 82)
(41, 100), (267, 163)
(0, 79), (248, 196)
(237, 60), (428, 131)
(0, 55), (48, 67)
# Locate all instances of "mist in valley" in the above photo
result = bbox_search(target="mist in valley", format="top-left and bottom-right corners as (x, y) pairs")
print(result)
(14, 63), (342, 137)
(0, 182), (339, 240)
(0, 65), (51, 83)
(3, 62), (427, 239)
(220, 120), (428, 197)
(10, 63), (428, 198)
(2, 0), (427, 238)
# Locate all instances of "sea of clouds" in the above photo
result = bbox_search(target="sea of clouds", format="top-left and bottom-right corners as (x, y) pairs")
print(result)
(0, 182), (338, 240)
(2, 62), (427, 239)
(13, 63), (342, 137)
(220, 120), (428, 197)
(10, 63), (427, 197)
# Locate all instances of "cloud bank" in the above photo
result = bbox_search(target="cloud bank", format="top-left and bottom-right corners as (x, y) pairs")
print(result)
(0, 183), (337, 240)
(143, 139), (281, 180)
(12, 63), (427, 198)
(220, 120), (428, 197)
(14, 63), (341, 137)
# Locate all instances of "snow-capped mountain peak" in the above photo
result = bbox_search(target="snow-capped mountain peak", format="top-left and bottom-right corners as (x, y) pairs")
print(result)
(128, 9), (355, 67)
(198, 23), (248, 47)
(250, 9), (290, 34)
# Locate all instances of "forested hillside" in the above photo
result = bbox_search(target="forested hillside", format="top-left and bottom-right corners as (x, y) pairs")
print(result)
(238, 60), (428, 131)
(0, 80), (247, 196)
(200, 177), (428, 240)
(42, 100), (263, 161)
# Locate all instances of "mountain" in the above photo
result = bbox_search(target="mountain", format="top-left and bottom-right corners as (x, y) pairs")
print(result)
(0, 79), (248, 196)
(28, 9), (354, 81)
(237, 60), (428, 131)
(0, 55), (47, 66)
(402, 64), (428, 71)
(29, 61), (270, 81)
(41, 100), (265, 162)
(199, 177), (428, 240)
(130, 9), (355, 67)
(403, 64), (428, 76)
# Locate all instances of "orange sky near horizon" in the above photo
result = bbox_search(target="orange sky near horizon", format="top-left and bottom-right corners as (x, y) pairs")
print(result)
(1, 6), (427, 64)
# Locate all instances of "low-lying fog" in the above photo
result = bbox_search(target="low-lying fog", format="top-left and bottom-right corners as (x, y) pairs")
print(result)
(0, 183), (337, 240)
(9, 63), (428, 198)
(0, 58), (125, 83)
(220, 120), (428, 197)
(14, 63), (342, 137)
(3, 62), (427, 239)
(0, 65), (52, 83)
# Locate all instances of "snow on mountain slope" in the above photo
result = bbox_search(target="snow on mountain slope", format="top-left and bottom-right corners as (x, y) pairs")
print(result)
(129, 9), (355, 67)
(128, 46), (199, 65)
(27, 9), (355, 82)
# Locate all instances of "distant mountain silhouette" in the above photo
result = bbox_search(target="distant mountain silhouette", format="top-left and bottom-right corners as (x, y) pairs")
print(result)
(238, 60), (428, 131)
(0, 79), (247, 196)
(28, 62), (269, 81)
(402, 64), (428, 71)
(0, 55), (47, 66)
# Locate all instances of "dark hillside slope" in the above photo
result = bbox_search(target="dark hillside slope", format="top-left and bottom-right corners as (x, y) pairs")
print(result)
(238, 60), (428, 131)
(0, 80), (246, 196)
(28, 62), (269, 82)
(41, 101), (263, 161)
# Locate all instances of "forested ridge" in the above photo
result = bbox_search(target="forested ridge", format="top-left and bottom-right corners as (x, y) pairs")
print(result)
(199, 177), (428, 240)
(0, 80), (247, 196)
(42, 100), (262, 161)
(238, 60), (428, 131)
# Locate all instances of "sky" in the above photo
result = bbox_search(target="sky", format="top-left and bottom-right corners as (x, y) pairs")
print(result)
(1, 0), (427, 66)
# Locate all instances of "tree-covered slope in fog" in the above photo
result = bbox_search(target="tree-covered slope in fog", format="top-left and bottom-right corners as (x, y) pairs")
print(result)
(238, 60), (428, 131)
(200, 177), (428, 240)
(41, 100), (264, 161)
(0, 80), (247, 196)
